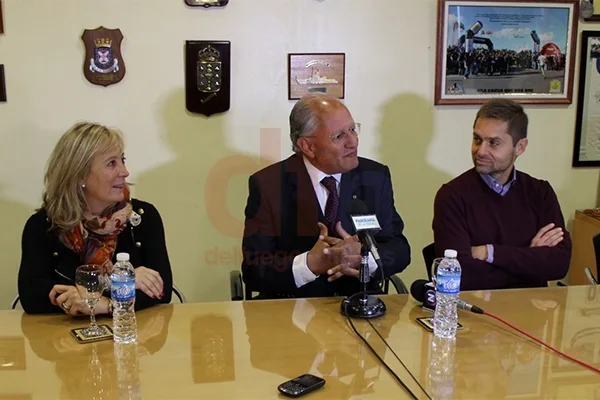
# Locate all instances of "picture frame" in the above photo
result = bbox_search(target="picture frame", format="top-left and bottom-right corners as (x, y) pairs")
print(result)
(288, 53), (345, 100)
(434, 0), (579, 105)
(572, 31), (600, 167)
(0, 65), (6, 102)
(0, 0), (4, 34)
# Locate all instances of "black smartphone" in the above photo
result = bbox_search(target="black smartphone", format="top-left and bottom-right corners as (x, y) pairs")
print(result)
(277, 374), (325, 398)
(416, 316), (464, 332)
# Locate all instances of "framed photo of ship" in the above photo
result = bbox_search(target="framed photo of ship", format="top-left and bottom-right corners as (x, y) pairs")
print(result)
(288, 53), (345, 100)
(434, 0), (579, 105)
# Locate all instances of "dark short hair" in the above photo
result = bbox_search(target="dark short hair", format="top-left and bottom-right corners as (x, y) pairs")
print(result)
(473, 98), (528, 144)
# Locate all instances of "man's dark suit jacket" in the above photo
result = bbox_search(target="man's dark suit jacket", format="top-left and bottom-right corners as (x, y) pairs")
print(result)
(241, 153), (411, 298)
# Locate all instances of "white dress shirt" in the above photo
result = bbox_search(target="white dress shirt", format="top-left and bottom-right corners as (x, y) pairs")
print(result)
(292, 156), (378, 288)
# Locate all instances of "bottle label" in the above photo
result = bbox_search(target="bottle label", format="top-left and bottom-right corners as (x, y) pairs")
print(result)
(112, 279), (136, 302)
(436, 275), (460, 295)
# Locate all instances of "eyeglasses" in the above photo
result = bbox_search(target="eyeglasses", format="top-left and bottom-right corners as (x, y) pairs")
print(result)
(303, 122), (361, 144)
(328, 122), (361, 143)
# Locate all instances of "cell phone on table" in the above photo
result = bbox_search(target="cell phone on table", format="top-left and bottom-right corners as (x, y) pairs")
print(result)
(277, 374), (325, 397)
(416, 316), (463, 332)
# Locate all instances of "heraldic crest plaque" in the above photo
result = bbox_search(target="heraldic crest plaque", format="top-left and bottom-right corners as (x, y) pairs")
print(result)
(81, 26), (126, 87)
(185, 40), (231, 116)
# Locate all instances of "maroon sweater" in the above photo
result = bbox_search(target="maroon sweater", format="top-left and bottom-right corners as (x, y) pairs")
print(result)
(432, 168), (571, 291)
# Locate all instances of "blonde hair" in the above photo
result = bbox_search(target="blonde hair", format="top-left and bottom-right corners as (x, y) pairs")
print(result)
(42, 122), (125, 232)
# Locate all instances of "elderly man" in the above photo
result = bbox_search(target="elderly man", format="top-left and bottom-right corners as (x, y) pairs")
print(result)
(432, 98), (571, 291)
(241, 93), (411, 299)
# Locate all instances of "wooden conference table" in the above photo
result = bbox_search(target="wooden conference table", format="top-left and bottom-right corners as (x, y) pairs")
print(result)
(1, 285), (599, 399)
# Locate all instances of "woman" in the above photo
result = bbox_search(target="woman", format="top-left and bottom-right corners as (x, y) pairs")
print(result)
(18, 122), (173, 315)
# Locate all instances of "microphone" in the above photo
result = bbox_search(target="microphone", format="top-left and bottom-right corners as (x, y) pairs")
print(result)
(410, 279), (484, 314)
(410, 279), (436, 311)
(349, 199), (383, 269)
(340, 199), (386, 319)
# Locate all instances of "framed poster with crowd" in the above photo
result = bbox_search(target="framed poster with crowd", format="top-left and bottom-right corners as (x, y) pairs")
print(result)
(434, 0), (579, 105)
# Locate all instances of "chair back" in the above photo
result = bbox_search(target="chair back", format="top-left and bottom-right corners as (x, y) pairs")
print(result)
(11, 295), (20, 310)
(422, 243), (436, 281)
(594, 233), (600, 282)
(230, 270), (244, 300)
(584, 267), (598, 285)
(172, 285), (186, 303)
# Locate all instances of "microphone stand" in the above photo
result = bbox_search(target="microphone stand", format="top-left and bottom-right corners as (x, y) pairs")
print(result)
(342, 243), (386, 319)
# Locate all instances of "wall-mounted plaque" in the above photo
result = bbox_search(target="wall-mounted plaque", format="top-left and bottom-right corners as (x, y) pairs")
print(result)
(185, 40), (231, 116)
(81, 26), (126, 87)
(288, 53), (345, 100)
(184, 0), (229, 7)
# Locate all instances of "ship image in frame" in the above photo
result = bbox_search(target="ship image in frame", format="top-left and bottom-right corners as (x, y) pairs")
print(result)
(288, 53), (345, 100)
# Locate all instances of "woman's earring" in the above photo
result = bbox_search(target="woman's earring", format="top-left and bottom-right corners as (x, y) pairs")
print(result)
(81, 184), (86, 188)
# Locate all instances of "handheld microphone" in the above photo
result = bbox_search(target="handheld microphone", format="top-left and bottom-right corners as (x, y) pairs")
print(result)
(349, 199), (383, 270)
(410, 279), (484, 314)
(410, 279), (436, 311)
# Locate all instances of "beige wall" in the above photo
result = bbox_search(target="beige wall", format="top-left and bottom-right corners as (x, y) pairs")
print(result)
(0, 0), (598, 309)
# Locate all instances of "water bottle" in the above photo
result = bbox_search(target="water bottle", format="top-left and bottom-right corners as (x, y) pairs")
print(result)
(111, 252), (138, 343)
(433, 249), (462, 339)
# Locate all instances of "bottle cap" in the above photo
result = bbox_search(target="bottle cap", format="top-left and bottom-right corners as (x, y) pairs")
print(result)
(116, 252), (130, 261)
(444, 249), (458, 258)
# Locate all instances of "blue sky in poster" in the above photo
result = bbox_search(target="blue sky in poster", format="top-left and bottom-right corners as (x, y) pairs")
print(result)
(447, 5), (569, 52)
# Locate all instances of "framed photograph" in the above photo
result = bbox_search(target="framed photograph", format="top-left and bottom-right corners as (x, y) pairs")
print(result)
(434, 0), (579, 105)
(0, 0), (4, 34)
(573, 31), (600, 167)
(0, 65), (6, 102)
(288, 53), (345, 100)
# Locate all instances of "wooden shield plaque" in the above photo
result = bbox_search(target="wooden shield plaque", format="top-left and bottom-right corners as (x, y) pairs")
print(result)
(81, 26), (126, 87)
(184, 0), (229, 7)
(185, 40), (231, 116)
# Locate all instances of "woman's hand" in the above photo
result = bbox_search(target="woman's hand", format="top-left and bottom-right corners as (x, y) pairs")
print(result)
(49, 285), (111, 316)
(135, 267), (164, 299)
(49, 285), (88, 316)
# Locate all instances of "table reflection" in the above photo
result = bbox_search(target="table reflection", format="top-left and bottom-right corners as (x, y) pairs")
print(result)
(414, 286), (600, 399)
(244, 298), (400, 399)
(20, 305), (173, 400)
(191, 315), (234, 383)
(0, 337), (26, 371)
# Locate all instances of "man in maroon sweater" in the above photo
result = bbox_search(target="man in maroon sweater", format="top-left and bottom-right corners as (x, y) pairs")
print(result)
(432, 99), (571, 291)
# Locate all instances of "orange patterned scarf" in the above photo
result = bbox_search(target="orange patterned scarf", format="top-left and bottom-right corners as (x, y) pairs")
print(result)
(60, 187), (133, 273)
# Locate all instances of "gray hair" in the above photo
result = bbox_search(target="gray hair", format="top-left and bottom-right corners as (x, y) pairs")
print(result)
(289, 93), (336, 153)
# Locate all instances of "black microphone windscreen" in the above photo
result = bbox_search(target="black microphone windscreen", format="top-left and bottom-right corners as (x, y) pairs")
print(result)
(349, 198), (369, 214)
(410, 279), (429, 303)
